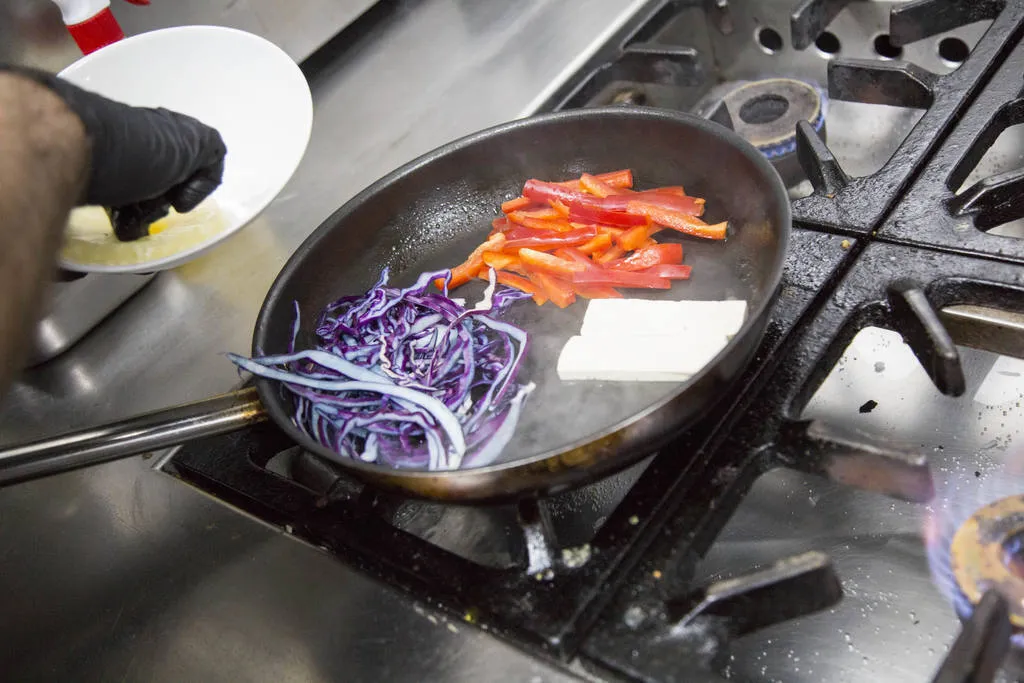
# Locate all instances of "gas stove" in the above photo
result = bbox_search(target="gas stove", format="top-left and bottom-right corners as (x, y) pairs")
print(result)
(166, 1), (1024, 680)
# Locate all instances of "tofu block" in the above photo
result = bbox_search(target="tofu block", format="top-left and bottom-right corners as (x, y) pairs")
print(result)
(556, 334), (730, 382)
(580, 299), (747, 340)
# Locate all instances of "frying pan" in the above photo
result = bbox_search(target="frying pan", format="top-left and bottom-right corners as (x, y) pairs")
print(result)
(0, 108), (790, 502)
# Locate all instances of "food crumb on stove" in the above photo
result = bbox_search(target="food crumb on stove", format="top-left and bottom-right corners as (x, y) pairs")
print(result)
(561, 544), (593, 568)
(652, 569), (662, 579)
(859, 399), (878, 414)
(628, 515), (640, 525)
(533, 569), (555, 581)
(841, 239), (851, 250)
(446, 622), (459, 634)
(975, 471), (982, 477)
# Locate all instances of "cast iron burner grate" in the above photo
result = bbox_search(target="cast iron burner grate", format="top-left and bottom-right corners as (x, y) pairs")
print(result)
(581, 241), (1024, 681)
(167, 0), (1024, 680)
(168, 227), (852, 657)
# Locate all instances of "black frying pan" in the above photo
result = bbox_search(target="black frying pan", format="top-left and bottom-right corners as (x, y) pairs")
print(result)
(0, 108), (790, 503)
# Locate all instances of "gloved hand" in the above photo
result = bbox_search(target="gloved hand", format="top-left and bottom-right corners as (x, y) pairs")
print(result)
(2, 65), (226, 241)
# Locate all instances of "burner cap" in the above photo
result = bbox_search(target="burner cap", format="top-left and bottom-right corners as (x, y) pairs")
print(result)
(951, 494), (1024, 630)
(721, 78), (824, 160)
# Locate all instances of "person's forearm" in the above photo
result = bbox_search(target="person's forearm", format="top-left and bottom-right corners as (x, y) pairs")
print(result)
(0, 72), (89, 393)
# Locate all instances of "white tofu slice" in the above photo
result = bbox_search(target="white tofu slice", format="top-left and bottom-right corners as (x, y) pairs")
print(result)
(556, 333), (730, 382)
(579, 299), (747, 340)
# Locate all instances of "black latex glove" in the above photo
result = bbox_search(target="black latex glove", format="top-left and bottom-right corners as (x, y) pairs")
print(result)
(2, 65), (227, 241)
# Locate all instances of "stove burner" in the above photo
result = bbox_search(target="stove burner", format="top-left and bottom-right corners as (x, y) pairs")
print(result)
(950, 495), (1024, 633)
(698, 78), (826, 187)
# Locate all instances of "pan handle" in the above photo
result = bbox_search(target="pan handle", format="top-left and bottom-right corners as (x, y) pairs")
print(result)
(0, 387), (266, 487)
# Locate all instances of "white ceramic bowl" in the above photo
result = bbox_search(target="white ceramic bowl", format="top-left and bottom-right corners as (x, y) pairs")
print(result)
(58, 25), (314, 273)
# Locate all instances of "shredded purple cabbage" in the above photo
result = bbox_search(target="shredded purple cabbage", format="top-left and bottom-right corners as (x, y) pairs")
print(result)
(229, 268), (533, 471)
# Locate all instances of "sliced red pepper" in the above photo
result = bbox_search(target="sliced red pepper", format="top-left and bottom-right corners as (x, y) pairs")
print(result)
(495, 271), (547, 305)
(519, 247), (585, 278)
(595, 244), (626, 264)
(437, 233), (506, 290)
(630, 191), (705, 215)
(554, 169), (633, 190)
(640, 264), (692, 280)
(523, 179), (595, 208)
(571, 268), (671, 290)
(553, 247), (599, 270)
(550, 199), (571, 217)
(579, 172), (631, 197)
(502, 226), (596, 252)
(607, 243), (684, 271)
(616, 225), (655, 252)
(568, 203), (649, 227)
(490, 217), (511, 235)
(526, 179), (704, 216)
(503, 225), (541, 241)
(529, 271), (576, 308)
(501, 196), (532, 213)
(574, 284), (623, 299)
(511, 206), (563, 220)
(650, 186), (686, 197)
(507, 210), (574, 232)
(578, 233), (612, 255)
(481, 251), (522, 271)
(627, 199), (726, 240)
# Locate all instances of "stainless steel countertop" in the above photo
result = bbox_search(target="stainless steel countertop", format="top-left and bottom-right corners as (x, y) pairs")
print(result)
(0, 1), (644, 680)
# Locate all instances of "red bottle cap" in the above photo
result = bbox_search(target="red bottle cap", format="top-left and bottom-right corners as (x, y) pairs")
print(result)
(66, 7), (124, 55)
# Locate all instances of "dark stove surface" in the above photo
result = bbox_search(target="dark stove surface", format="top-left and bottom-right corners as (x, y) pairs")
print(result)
(168, 0), (1024, 680)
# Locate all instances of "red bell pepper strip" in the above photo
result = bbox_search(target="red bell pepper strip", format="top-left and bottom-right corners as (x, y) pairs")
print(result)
(437, 233), (506, 290)
(594, 244), (626, 264)
(507, 211), (574, 232)
(627, 199), (726, 240)
(579, 172), (630, 197)
(550, 200), (571, 217)
(503, 225), (542, 240)
(511, 206), (563, 220)
(495, 271), (547, 305)
(502, 226), (597, 251)
(568, 203), (648, 227)
(525, 268), (576, 308)
(523, 179), (596, 208)
(482, 251), (522, 272)
(639, 264), (692, 280)
(571, 268), (671, 290)
(606, 243), (684, 271)
(526, 179), (705, 216)
(501, 196), (532, 213)
(518, 248), (585, 278)
(553, 247), (600, 270)
(627, 192), (704, 215)
(574, 284), (623, 299)
(490, 217), (511, 235)
(616, 225), (652, 252)
(650, 186), (686, 197)
(578, 233), (612, 255)
(555, 169), (633, 190)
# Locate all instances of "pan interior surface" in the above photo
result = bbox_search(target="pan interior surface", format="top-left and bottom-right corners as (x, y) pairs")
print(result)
(256, 109), (788, 477)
